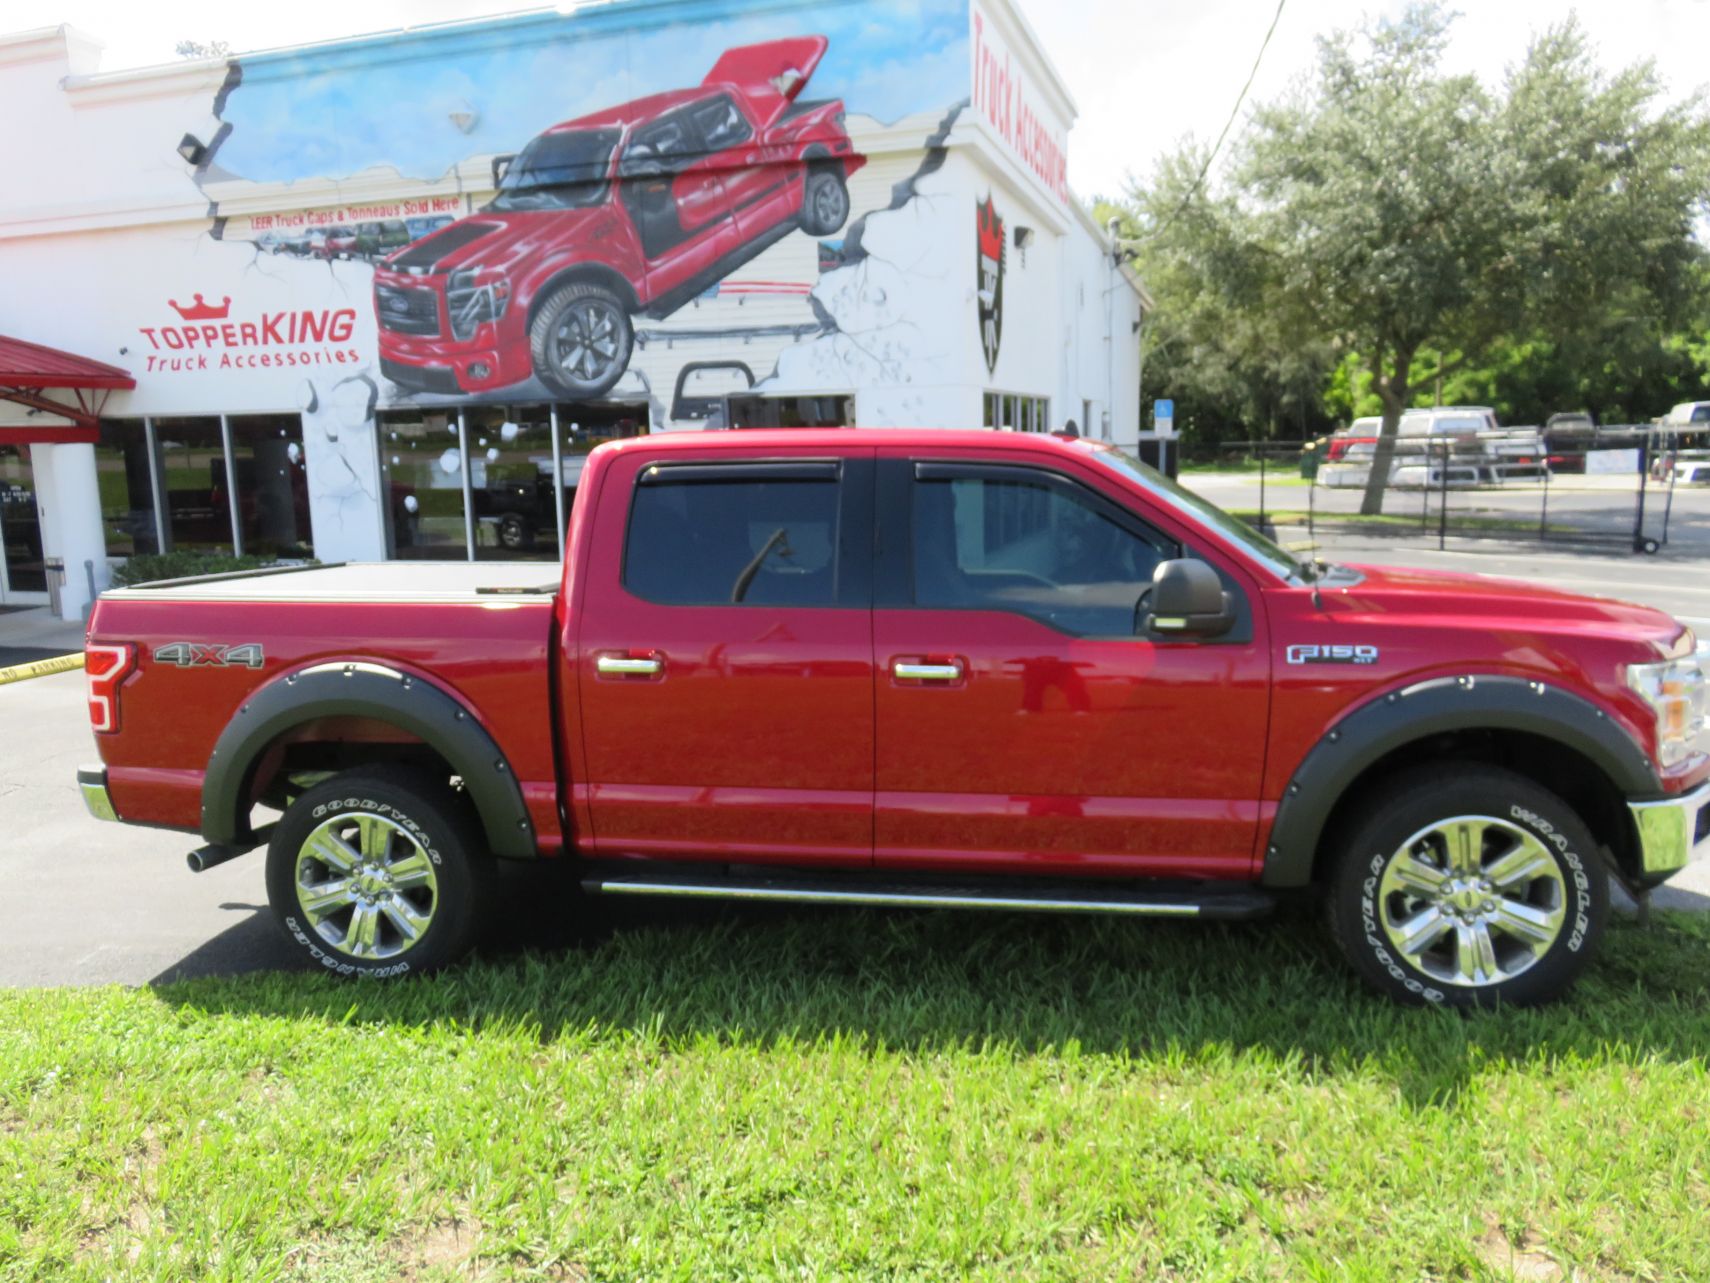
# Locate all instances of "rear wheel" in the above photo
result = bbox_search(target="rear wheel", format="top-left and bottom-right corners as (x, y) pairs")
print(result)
(266, 766), (492, 978)
(1325, 766), (1607, 1007)
(799, 166), (850, 236)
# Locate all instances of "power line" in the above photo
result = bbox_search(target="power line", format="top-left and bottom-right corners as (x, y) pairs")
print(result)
(1139, 0), (1288, 243)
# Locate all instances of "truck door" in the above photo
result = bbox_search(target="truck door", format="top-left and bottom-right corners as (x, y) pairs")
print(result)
(573, 449), (875, 865)
(870, 455), (1271, 879)
(687, 94), (781, 241)
(618, 110), (738, 288)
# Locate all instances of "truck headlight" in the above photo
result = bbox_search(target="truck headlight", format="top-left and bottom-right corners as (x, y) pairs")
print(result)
(1626, 636), (1709, 767)
(447, 267), (511, 341)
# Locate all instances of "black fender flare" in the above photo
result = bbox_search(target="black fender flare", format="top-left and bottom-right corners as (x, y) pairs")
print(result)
(1260, 674), (1658, 887)
(202, 661), (535, 858)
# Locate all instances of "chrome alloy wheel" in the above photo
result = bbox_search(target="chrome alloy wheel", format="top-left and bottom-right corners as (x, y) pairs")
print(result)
(552, 300), (624, 385)
(294, 813), (439, 960)
(1378, 815), (1567, 987)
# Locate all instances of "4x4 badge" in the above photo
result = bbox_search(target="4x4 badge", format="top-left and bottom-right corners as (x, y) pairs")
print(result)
(152, 642), (265, 669)
(1287, 643), (1378, 665)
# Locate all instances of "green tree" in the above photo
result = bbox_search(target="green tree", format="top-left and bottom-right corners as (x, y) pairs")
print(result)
(1116, 5), (1710, 508)
(1105, 154), (1335, 447)
(1241, 5), (1523, 513)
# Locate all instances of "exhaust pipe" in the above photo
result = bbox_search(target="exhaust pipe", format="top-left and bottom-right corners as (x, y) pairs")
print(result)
(185, 823), (274, 873)
(186, 844), (245, 874)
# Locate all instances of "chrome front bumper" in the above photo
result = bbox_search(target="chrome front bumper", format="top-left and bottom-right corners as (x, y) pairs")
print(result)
(78, 764), (118, 823)
(1628, 780), (1710, 878)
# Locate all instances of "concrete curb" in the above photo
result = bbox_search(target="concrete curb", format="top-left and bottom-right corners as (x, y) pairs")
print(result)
(0, 653), (84, 685)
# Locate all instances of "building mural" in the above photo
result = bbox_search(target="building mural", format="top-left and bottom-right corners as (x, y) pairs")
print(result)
(184, 0), (973, 432)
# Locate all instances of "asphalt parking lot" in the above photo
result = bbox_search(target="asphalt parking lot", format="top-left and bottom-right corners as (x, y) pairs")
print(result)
(3, 539), (1708, 988)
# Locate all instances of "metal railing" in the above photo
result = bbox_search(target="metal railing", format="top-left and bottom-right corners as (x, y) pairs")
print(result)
(1174, 431), (1707, 556)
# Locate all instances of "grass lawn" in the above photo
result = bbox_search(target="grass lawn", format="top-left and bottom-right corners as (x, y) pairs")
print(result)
(4, 904), (1710, 1281)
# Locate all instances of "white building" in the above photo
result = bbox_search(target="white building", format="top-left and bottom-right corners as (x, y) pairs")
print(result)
(0, 0), (1148, 619)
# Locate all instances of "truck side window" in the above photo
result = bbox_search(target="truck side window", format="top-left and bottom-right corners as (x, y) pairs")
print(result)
(690, 95), (752, 151)
(911, 473), (1173, 636)
(626, 473), (840, 607)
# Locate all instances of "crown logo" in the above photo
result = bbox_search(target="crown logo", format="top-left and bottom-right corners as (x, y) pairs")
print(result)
(168, 293), (232, 321)
(977, 195), (1004, 261)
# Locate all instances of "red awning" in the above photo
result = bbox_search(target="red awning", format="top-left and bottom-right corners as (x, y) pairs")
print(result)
(0, 334), (135, 443)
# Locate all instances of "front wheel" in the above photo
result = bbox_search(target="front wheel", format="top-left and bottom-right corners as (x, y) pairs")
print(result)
(266, 765), (492, 978)
(528, 281), (634, 399)
(1325, 766), (1607, 1007)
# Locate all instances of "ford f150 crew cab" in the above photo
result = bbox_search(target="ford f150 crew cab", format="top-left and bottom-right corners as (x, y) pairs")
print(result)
(79, 430), (1710, 1005)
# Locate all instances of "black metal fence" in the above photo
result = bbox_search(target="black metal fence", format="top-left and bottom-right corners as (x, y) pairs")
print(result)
(1171, 432), (1710, 556)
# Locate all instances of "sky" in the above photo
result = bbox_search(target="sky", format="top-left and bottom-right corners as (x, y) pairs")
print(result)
(6, 0), (1710, 199)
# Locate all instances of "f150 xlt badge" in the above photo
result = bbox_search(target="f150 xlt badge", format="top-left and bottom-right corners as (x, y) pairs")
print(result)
(1286, 644), (1379, 665)
(152, 642), (265, 669)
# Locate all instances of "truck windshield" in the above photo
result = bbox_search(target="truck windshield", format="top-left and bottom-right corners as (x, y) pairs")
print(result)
(489, 129), (619, 212)
(1085, 444), (1303, 583)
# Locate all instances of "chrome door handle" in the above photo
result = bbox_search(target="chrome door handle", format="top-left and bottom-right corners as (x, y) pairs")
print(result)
(597, 655), (663, 676)
(894, 661), (963, 682)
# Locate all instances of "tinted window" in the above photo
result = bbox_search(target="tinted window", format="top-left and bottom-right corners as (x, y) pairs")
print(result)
(912, 474), (1172, 636)
(690, 95), (752, 150)
(626, 475), (840, 606)
(490, 128), (618, 211)
(620, 115), (702, 177)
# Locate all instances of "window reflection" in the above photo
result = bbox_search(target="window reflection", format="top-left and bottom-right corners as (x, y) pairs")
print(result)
(227, 415), (311, 557)
(379, 409), (468, 559)
(94, 421), (161, 558)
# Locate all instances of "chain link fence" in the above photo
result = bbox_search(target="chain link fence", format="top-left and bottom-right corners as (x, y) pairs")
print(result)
(1171, 428), (1710, 557)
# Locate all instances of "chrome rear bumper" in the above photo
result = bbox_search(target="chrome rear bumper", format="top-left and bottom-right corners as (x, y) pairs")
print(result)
(1628, 780), (1710, 878)
(77, 764), (117, 823)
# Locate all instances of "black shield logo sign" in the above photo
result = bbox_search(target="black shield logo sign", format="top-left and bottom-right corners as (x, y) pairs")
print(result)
(976, 194), (1005, 375)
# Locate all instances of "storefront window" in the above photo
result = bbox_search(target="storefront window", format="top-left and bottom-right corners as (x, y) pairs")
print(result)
(94, 420), (161, 558)
(985, 392), (1050, 433)
(467, 405), (556, 561)
(379, 402), (646, 561)
(0, 446), (45, 594)
(150, 416), (231, 553)
(380, 409), (468, 559)
(228, 415), (311, 558)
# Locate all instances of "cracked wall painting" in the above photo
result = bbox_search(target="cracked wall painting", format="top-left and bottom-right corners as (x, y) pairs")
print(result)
(165, 0), (975, 436)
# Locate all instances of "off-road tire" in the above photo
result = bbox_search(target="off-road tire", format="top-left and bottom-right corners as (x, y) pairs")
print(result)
(1325, 765), (1607, 1008)
(266, 765), (492, 978)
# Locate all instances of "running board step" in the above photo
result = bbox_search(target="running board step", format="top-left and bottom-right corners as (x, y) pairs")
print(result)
(580, 874), (1275, 920)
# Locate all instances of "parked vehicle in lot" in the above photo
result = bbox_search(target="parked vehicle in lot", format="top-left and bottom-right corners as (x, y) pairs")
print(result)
(354, 219), (410, 260)
(80, 430), (1710, 1005)
(315, 227), (357, 260)
(372, 36), (864, 399)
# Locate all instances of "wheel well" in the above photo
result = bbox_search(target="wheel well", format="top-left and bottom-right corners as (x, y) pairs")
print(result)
(243, 716), (462, 818)
(526, 264), (640, 330)
(1309, 728), (1640, 884)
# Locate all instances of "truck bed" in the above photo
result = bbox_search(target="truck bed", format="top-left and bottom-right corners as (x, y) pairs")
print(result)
(91, 560), (563, 849)
(104, 561), (558, 604)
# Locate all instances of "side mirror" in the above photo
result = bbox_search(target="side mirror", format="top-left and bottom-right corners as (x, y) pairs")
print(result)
(491, 153), (516, 188)
(1144, 558), (1235, 638)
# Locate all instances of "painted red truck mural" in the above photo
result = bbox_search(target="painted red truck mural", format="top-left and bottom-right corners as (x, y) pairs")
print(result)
(372, 37), (864, 399)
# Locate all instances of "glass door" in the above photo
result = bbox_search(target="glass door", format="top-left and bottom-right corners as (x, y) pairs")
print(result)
(0, 445), (48, 603)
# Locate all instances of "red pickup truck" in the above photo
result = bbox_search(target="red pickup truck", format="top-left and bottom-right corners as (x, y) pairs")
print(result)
(373, 37), (863, 400)
(79, 430), (1710, 1004)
